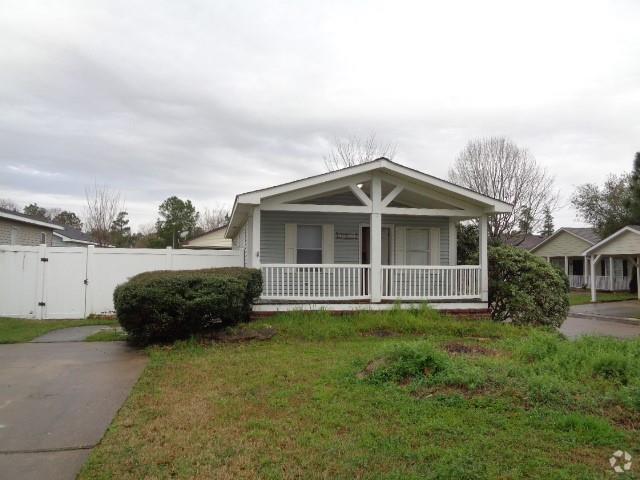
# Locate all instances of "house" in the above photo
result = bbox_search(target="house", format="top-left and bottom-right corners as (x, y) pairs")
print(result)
(225, 158), (513, 313)
(529, 227), (630, 291)
(0, 207), (63, 246)
(183, 225), (232, 249)
(584, 225), (640, 301)
(52, 225), (99, 247)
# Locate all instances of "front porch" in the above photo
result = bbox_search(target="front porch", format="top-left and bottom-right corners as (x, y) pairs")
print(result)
(226, 159), (512, 313)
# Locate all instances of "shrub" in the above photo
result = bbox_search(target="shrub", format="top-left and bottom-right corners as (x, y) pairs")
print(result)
(114, 268), (262, 345)
(488, 245), (569, 327)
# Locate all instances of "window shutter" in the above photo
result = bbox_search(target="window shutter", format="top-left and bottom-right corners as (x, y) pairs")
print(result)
(322, 224), (334, 264)
(395, 226), (406, 265)
(284, 224), (297, 264)
(430, 227), (440, 265)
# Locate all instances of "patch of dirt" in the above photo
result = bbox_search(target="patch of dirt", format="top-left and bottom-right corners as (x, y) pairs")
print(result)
(444, 342), (497, 356)
(208, 327), (277, 343)
(356, 358), (387, 379)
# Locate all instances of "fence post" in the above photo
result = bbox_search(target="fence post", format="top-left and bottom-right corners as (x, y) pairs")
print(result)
(84, 245), (95, 318)
(166, 246), (173, 270)
(35, 243), (46, 319)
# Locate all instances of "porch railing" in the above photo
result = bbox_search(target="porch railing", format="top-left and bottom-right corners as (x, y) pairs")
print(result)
(381, 265), (481, 300)
(568, 275), (630, 291)
(261, 264), (370, 300)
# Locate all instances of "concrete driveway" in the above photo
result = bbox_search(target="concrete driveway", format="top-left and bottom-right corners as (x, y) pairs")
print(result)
(560, 300), (640, 339)
(0, 335), (147, 480)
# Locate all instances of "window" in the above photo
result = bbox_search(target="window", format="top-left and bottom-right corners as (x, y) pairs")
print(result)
(297, 225), (322, 263)
(40, 232), (46, 244)
(10, 228), (18, 245)
(572, 259), (584, 276)
(406, 228), (430, 265)
(623, 260), (628, 277)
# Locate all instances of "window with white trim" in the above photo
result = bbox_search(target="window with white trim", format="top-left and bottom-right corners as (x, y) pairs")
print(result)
(297, 225), (322, 263)
(40, 232), (46, 244)
(406, 228), (431, 265)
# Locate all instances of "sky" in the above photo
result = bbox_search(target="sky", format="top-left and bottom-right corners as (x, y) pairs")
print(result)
(1, 0), (639, 231)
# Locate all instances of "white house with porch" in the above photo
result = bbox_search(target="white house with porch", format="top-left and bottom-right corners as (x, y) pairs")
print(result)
(225, 158), (512, 313)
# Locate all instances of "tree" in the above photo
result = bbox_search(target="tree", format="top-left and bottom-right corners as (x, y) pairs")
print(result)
(324, 133), (397, 171)
(457, 223), (479, 265)
(132, 223), (164, 248)
(156, 196), (199, 248)
(110, 211), (132, 247)
(23, 203), (48, 220)
(52, 211), (83, 229)
(84, 184), (124, 246)
(517, 206), (533, 234)
(625, 152), (640, 223)
(571, 174), (632, 237)
(448, 137), (558, 242)
(0, 199), (18, 211)
(199, 205), (230, 232)
(541, 205), (554, 237)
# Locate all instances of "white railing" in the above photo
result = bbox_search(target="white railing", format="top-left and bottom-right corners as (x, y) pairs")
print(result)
(261, 264), (370, 300)
(568, 275), (631, 291)
(381, 265), (481, 300)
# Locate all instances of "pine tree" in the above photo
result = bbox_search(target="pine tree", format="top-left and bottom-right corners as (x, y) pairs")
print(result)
(541, 206), (554, 237)
(517, 207), (533, 234)
(627, 152), (640, 224)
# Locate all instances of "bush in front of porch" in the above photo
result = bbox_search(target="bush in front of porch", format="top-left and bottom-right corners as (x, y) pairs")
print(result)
(114, 268), (262, 345)
(489, 245), (569, 327)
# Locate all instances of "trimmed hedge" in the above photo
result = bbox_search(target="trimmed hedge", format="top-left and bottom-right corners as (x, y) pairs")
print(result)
(113, 268), (262, 344)
(489, 245), (569, 327)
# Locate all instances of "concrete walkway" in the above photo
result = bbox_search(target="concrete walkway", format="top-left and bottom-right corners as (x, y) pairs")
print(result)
(0, 338), (147, 480)
(30, 325), (116, 343)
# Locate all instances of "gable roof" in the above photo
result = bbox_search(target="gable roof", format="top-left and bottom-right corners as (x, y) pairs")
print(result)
(53, 225), (98, 245)
(530, 227), (600, 253)
(502, 233), (545, 251)
(227, 158), (513, 237)
(583, 225), (640, 256)
(0, 207), (64, 230)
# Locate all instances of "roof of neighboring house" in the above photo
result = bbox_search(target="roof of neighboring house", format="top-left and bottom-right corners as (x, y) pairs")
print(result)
(53, 225), (98, 245)
(227, 157), (514, 238)
(583, 225), (640, 256)
(184, 225), (232, 249)
(503, 233), (545, 251)
(0, 207), (64, 230)
(530, 226), (600, 253)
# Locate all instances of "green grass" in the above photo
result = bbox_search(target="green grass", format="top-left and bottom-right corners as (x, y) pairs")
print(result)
(0, 316), (118, 343)
(79, 309), (640, 479)
(85, 327), (128, 342)
(570, 291), (637, 306)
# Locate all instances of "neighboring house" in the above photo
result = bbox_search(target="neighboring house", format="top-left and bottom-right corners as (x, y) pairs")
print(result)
(183, 225), (232, 249)
(530, 227), (630, 291)
(584, 225), (640, 301)
(225, 158), (513, 313)
(52, 225), (99, 247)
(503, 233), (545, 251)
(0, 207), (63, 246)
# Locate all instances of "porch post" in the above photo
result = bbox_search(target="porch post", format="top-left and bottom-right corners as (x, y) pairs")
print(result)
(448, 218), (457, 265)
(370, 176), (382, 302)
(590, 255), (597, 302)
(583, 256), (588, 287)
(609, 257), (614, 291)
(479, 214), (489, 302)
(564, 256), (569, 276)
(250, 206), (261, 269)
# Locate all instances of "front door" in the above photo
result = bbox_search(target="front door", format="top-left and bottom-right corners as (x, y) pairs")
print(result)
(360, 227), (391, 265)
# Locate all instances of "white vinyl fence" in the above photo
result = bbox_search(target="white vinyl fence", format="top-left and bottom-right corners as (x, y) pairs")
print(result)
(0, 245), (243, 319)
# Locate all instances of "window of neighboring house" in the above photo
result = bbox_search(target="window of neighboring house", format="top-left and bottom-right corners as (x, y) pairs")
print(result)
(623, 260), (628, 277)
(600, 259), (606, 275)
(406, 228), (431, 265)
(297, 225), (322, 263)
(10, 228), (18, 245)
(40, 232), (46, 245)
(572, 259), (584, 276)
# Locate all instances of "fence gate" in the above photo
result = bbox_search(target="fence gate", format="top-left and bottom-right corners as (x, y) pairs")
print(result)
(42, 247), (88, 319)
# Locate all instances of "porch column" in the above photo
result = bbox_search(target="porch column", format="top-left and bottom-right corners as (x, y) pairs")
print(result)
(448, 218), (457, 265)
(564, 256), (569, 276)
(370, 176), (382, 302)
(250, 206), (261, 268)
(479, 214), (489, 302)
(590, 255), (597, 302)
(609, 257), (614, 291)
(583, 256), (588, 287)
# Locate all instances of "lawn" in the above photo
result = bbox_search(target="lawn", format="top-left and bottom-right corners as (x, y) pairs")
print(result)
(80, 309), (640, 479)
(569, 291), (637, 306)
(0, 316), (118, 343)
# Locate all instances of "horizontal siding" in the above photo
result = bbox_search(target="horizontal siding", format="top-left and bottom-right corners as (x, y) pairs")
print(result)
(533, 231), (592, 257)
(260, 211), (450, 265)
(593, 231), (640, 256)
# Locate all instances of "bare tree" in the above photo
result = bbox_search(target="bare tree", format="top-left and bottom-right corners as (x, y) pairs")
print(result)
(0, 198), (18, 211)
(84, 183), (124, 246)
(198, 205), (230, 231)
(448, 137), (558, 242)
(324, 133), (397, 171)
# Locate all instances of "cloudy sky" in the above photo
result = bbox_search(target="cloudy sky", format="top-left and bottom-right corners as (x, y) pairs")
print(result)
(1, 0), (639, 230)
